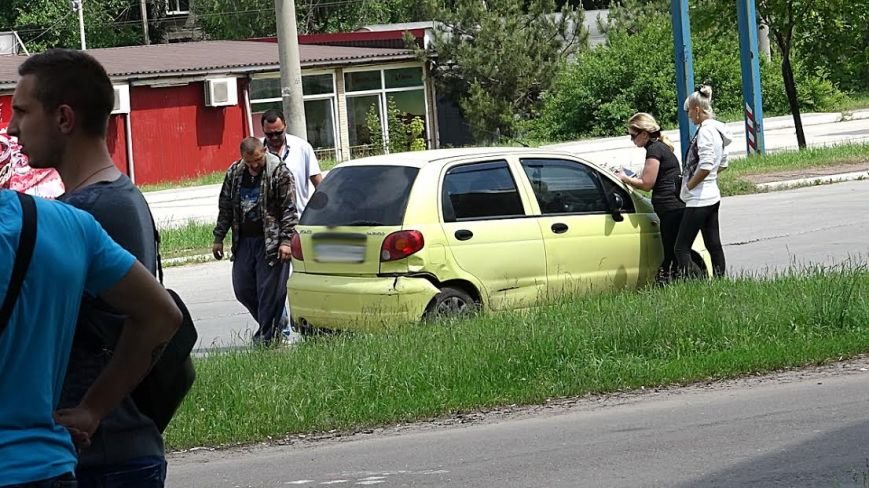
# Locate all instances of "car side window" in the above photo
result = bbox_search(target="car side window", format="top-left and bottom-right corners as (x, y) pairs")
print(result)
(442, 160), (525, 222)
(520, 159), (610, 215)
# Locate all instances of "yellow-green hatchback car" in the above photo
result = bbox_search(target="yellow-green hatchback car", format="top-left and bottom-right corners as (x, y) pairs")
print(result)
(289, 148), (710, 332)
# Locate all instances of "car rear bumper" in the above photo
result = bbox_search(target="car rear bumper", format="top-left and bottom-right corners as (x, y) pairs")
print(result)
(288, 273), (440, 332)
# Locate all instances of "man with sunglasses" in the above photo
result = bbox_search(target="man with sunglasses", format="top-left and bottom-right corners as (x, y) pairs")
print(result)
(260, 109), (322, 214)
(260, 109), (321, 338)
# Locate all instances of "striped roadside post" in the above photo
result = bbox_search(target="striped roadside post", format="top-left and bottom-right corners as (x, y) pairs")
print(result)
(745, 102), (760, 153)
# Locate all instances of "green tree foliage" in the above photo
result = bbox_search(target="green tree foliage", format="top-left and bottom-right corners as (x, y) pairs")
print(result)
(756, 0), (820, 147)
(610, 0), (865, 149)
(533, 15), (841, 140)
(795, 0), (868, 94)
(191, 0), (272, 40)
(365, 98), (426, 155)
(425, 0), (587, 143)
(192, 0), (432, 40)
(3, 0), (146, 51)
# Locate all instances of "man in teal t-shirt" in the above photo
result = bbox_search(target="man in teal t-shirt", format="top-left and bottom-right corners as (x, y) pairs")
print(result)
(0, 190), (183, 487)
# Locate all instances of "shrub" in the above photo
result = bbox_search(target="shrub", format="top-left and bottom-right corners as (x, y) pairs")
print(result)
(532, 17), (845, 141)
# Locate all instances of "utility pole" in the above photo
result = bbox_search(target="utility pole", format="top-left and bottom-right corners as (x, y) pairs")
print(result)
(71, 0), (86, 50)
(140, 0), (150, 45)
(737, 0), (765, 155)
(274, 0), (307, 140)
(758, 23), (771, 60)
(670, 0), (695, 160)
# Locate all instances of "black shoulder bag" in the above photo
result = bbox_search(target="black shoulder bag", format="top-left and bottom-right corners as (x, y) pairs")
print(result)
(129, 211), (198, 433)
(0, 192), (37, 337)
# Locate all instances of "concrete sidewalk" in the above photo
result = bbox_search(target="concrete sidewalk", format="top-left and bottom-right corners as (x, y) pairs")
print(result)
(144, 109), (869, 230)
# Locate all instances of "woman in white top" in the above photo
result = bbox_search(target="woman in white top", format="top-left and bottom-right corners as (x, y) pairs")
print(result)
(674, 85), (732, 278)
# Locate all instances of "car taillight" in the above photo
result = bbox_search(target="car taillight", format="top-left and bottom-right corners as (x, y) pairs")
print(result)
(381, 230), (424, 262)
(291, 233), (303, 261)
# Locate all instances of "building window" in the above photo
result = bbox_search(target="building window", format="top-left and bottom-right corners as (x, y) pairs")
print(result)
(344, 66), (427, 158)
(346, 95), (381, 159)
(166, 0), (190, 14)
(249, 73), (338, 162)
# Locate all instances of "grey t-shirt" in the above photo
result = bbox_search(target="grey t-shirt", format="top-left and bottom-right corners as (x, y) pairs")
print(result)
(58, 174), (164, 467)
(60, 175), (157, 275)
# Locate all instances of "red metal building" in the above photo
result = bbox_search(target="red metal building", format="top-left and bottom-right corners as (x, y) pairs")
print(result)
(0, 39), (434, 186)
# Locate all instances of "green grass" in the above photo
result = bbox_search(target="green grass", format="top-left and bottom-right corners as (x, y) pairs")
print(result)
(160, 221), (221, 260)
(835, 92), (869, 113)
(719, 143), (869, 196)
(164, 265), (869, 450)
(139, 171), (226, 193)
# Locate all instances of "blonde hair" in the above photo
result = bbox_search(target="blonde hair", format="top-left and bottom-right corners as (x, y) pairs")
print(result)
(627, 112), (675, 152)
(683, 84), (715, 117)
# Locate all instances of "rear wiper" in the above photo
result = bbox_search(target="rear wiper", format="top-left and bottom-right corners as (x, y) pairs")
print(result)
(348, 220), (384, 226)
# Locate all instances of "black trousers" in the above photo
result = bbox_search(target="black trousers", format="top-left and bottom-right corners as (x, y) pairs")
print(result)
(657, 207), (685, 282)
(674, 202), (726, 278)
(232, 236), (290, 345)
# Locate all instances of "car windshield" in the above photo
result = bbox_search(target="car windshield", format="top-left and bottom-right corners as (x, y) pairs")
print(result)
(301, 165), (419, 226)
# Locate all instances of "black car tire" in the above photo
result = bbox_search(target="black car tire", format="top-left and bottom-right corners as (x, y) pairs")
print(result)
(424, 286), (477, 321)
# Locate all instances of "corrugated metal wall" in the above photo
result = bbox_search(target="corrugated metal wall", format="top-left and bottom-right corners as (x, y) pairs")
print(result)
(129, 80), (247, 185)
(0, 95), (10, 126)
(3, 93), (129, 175)
(106, 115), (128, 175)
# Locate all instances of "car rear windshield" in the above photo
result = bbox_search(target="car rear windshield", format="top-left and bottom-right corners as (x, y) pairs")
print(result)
(301, 165), (420, 226)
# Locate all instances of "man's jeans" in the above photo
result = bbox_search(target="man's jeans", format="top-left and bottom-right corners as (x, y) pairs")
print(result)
(75, 457), (166, 488)
(3, 473), (76, 488)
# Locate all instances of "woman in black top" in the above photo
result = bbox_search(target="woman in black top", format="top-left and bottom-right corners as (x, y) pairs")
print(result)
(617, 112), (686, 283)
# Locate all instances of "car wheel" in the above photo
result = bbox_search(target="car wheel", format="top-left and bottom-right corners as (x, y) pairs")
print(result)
(424, 286), (477, 322)
(292, 319), (335, 338)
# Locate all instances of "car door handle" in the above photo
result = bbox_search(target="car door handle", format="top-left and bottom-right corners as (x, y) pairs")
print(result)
(454, 229), (474, 241)
(551, 223), (569, 234)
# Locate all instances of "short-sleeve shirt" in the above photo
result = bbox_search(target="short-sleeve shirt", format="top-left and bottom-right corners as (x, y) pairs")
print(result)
(645, 140), (684, 214)
(265, 133), (320, 215)
(0, 190), (135, 485)
(57, 175), (164, 467)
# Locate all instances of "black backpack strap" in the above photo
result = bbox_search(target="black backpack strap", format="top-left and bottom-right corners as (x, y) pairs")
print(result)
(0, 192), (38, 335)
(144, 204), (163, 285)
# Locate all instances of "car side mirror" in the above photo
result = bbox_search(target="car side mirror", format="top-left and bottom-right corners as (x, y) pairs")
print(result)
(610, 193), (625, 222)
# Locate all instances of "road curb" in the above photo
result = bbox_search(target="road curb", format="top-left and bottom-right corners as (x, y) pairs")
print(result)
(755, 170), (869, 191)
(164, 254), (213, 266)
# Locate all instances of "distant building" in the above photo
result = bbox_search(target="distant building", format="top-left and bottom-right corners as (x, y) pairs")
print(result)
(0, 40), (436, 185)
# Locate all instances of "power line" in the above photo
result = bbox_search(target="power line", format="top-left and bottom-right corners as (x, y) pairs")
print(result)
(10, 0), (370, 33)
(10, 0), (375, 39)
(19, 11), (75, 44)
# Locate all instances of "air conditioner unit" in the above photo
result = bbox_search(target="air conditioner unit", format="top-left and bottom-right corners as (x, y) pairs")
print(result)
(204, 77), (238, 107)
(112, 84), (131, 114)
(0, 31), (22, 55)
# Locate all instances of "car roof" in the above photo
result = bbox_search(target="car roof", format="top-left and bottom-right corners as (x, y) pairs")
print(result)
(333, 147), (590, 169)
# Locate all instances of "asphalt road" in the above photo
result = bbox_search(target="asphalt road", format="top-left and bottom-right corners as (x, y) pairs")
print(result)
(166, 360), (869, 487)
(163, 180), (869, 350)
